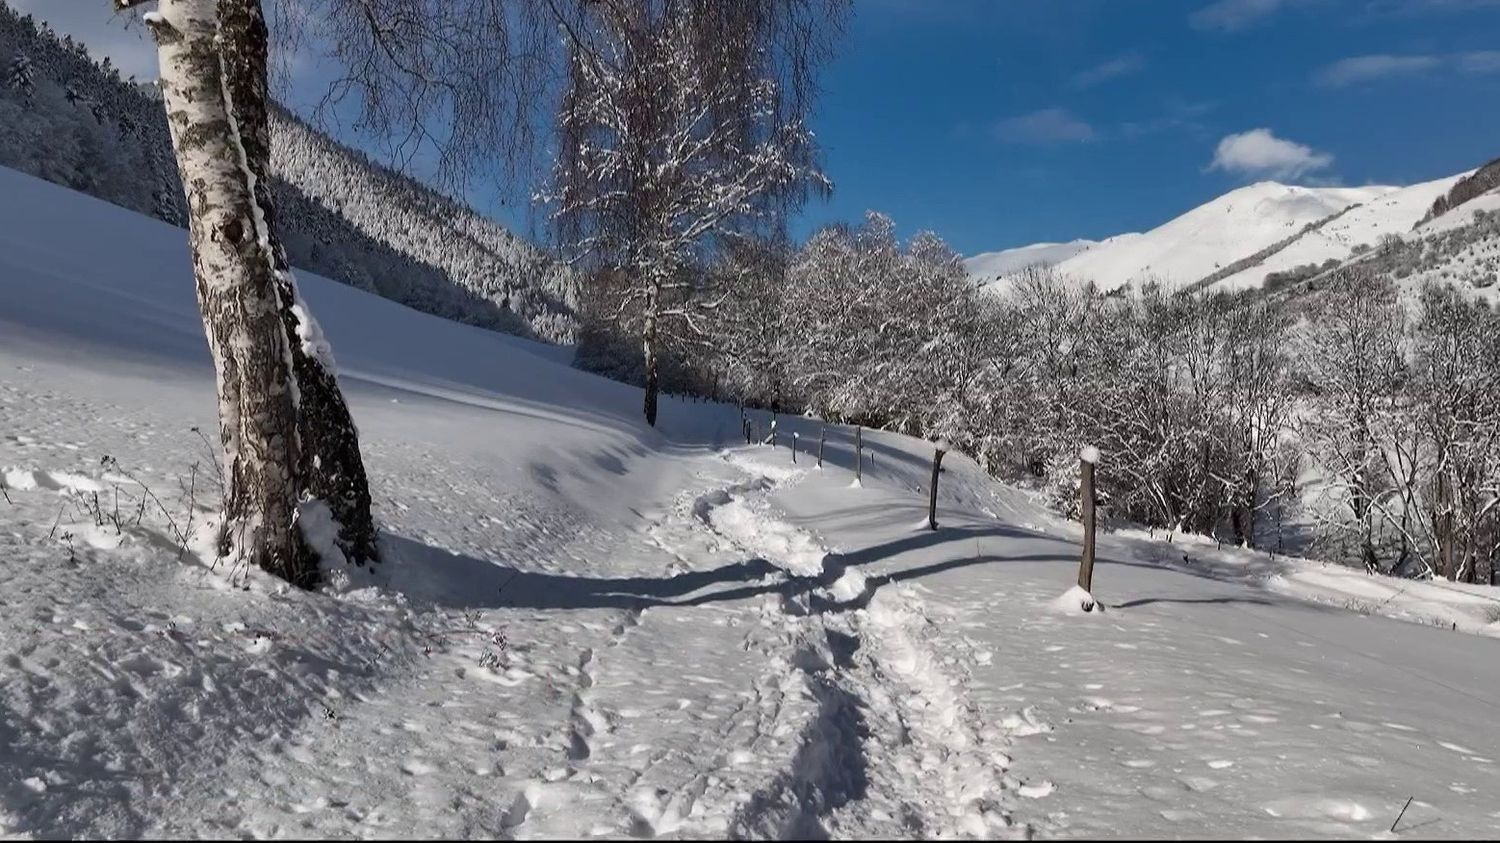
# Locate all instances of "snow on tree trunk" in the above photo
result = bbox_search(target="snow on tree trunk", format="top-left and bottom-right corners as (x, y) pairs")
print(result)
(144, 0), (314, 584)
(207, 0), (380, 566)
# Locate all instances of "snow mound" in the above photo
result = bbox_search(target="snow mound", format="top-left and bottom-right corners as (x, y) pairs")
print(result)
(1050, 584), (1104, 615)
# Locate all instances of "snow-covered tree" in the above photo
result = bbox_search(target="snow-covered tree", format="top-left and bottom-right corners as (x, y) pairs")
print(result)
(7, 52), (33, 103)
(1296, 269), (1408, 574)
(549, 0), (843, 426)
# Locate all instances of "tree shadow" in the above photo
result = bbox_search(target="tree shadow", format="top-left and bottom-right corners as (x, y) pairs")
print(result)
(1112, 595), (1275, 609)
(380, 523), (1083, 616)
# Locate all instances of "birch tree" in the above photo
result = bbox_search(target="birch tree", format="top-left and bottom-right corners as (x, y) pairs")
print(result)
(113, 0), (324, 583)
(548, 0), (844, 426)
(114, 0), (561, 584)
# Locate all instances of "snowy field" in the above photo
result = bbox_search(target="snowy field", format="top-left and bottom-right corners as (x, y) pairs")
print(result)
(5, 165), (1500, 839)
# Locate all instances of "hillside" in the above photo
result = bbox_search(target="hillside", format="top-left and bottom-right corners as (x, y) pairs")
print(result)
(0, 5), (575, 344)
(1204, 173), (1463, 292)
(963, 239), (1099, 284)
(1049, 182), (1396, 290)
(8, 155), (1500, 839)
(970, 167), (1498, 296)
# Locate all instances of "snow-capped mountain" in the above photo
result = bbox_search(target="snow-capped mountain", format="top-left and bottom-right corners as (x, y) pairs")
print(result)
(971, 167), (1498, 295)
(963, 239), (1099, 282)
(1054, 182), (1399, 291)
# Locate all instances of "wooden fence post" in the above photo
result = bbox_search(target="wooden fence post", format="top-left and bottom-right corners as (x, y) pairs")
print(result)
(927, 440), (949, 531)
(1076, 447), (1100, 604)
(855, 425), (863, 484)
(818, 424), (826, 469)
(792, 432), (799, 464)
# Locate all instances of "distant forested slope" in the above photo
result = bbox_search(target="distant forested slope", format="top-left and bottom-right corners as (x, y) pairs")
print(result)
(0, 6), (576, 344)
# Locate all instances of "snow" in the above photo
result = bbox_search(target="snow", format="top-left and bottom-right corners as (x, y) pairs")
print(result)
(1051, 584), (1103, 615)
(7, 164), (1500, 838)
(1050, 181), (1398, 291)
(1206, 173), (1465, 291)
(963, 239), (1098, 282)
(1416, 188), (1500, 235)
(1079, 445), (1099, 464)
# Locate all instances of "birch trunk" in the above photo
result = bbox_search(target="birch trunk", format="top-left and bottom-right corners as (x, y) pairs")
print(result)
(142, 0), (377, 582)
(210, 1), (379, 566)
(143, 0), (311, 583)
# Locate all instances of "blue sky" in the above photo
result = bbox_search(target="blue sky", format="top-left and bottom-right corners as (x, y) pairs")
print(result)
(797, 0), (1500, 254)
(14, 0), (1500, 256)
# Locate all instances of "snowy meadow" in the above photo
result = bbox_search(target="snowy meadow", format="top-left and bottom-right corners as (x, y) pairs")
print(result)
(4, 0), (1500, 840)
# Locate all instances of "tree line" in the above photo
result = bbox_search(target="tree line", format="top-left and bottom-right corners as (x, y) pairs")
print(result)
(589, 213), (1500, 583)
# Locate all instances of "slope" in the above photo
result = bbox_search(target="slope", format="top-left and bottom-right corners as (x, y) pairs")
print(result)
(1203, 173), (1466, 292)
(5, 166), (1500, 839)
(964, 240), (1099, 284)
(1053, 182), (1397, 291)
(0, 6), (575, 344)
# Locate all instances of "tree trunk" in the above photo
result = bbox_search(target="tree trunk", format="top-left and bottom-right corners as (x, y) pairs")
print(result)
(1077, 457), (1097, 594)
(642, 275), (661, 427)
(202, 0), (380, 567)
(927, 447), (945, 531)
(1436, 468), (1456, 581)
(147, 0), (314, 584)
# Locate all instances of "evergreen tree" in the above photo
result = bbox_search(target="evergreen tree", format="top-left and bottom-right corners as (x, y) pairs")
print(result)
(7, 52), (33, 104)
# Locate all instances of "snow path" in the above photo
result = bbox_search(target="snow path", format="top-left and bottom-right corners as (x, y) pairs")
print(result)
(501, 449), (1023, 838)
(765, 457), (1500, 839)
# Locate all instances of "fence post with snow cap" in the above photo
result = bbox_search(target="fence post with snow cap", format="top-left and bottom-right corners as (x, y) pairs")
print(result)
(928, 439), (949, 531)
(1076, 446), (1100, 609)
(792, 432), (799, 464)
(818, 424), (826, 469)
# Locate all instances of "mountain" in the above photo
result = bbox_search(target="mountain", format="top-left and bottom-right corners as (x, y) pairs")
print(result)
(1052, 182), (1398, 291)
(0, 5), (575, 344)
(970, 167), (1499, 296)
(963, 239), (1099, 283)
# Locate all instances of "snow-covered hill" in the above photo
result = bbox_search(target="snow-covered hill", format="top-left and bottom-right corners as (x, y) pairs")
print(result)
(8, 165), (1500, 838)
(971, 167), (1499, 295)
(1053, 182), (1397, 291)
(0, 6), (576, 343)
(963, 239), (1098, 283)
(1204, 174), (1464, 291)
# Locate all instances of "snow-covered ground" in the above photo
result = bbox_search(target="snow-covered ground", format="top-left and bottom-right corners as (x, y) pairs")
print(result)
(6, 165), (1500, 839)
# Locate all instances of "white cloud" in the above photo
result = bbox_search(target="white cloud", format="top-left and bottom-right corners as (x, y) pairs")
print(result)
(6, 0), (159, 79)
(1190, 0), (1290, 31)
(992, 108), (1096, 144)
(1208, 128), (1333, 180)
(1457, 50), (1500, 73)
(1071, 53), (1146, 89)
(1314, 54), (1442, 87)
(1314, 51), (1500, 87)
